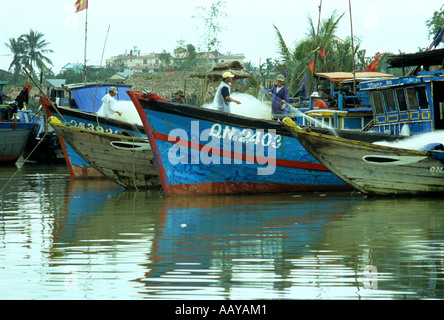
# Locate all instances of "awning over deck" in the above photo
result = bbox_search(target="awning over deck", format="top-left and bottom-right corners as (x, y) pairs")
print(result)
(315, 72), (394, 83)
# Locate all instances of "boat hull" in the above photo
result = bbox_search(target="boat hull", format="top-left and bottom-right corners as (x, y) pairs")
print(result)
(50, 120), (160, 189)
(39, 97), (146, 179)
(127, 91), (351, 196)
(285, 123), (444, 196)
(0, 123), (36, 165)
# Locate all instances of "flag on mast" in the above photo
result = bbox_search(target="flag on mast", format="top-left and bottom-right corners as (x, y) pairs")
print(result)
(364, 53), (383, 72)
(75, 0), (88, 13)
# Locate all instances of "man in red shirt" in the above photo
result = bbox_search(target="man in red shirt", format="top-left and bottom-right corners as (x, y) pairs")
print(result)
(311, 92), (328, 109)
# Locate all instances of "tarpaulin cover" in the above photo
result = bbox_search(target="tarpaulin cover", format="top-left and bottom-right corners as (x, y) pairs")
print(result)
(70, 85), (132, 112)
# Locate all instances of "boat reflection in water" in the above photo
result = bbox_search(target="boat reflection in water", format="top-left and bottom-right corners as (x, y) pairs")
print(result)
(136, 192), (361, 299)
(133, 194), (444, 300)
(4, 166), (444, 300)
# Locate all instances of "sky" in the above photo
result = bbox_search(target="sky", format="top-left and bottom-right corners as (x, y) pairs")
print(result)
(1, 0), (443, 74)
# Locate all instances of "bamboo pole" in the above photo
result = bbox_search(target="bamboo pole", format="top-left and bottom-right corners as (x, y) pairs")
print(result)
(312, 0), (323, 93)
(93, 25), (111, 114)
(83, 7), (88, 84)
(349, 0), (357, 95)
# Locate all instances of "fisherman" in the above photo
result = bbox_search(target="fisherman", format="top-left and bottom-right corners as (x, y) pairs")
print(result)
(263, 75), (290, 119)
(12, 81), (32, 113)
(171, 90), (185, 104)
(311, 92), (328, 109)
(213, 71), (241, 112)
(97, 87), (122, 118)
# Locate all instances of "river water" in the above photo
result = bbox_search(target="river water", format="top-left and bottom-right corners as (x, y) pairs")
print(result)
(1, 162), (444, 301)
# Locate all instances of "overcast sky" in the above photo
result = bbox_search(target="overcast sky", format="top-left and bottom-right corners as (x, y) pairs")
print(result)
(1, 0), (442, 74)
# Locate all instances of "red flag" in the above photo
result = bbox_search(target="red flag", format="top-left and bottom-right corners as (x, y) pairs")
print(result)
(75, 0), (88, 12)
(308, 59), (315, 74)
(319, 48), (326, 59)
(365, 60), (379, 72)
(373, 53), (383, 60)
(365, 53), (383, 72)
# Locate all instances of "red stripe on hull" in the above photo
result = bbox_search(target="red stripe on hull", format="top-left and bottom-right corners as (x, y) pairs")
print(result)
(71, 165), (106, 179)
(153, 131), (328, 172)
(165, 182), (352, 196)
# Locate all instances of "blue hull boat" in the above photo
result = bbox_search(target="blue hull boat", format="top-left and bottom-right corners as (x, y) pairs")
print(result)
(0, 108), (37, 165)
(360, 48), (444, 136)
(128, 90), (351, 196)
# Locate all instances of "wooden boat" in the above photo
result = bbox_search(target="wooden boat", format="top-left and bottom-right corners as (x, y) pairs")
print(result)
(0, 107), (37, 165)
(127, 90), (405, 196)
(39, 96), (146, 179)
(48, 117), (160, 189)
(283, 118), (444, 196)
(359, 48), (444, 135)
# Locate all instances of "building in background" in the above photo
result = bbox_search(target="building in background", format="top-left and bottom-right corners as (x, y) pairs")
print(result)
(106, 46), (245, 74)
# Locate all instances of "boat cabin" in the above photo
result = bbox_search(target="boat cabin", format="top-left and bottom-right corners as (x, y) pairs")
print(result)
(296, 72), (394, 130)
(360, 49), (444, 135)
(45, 83), (132, 112)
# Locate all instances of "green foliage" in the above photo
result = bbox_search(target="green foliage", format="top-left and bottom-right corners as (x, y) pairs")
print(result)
(274, 11), (376, 94)
(426, 5), (444, 39)
(175, 44), (198, 71)
(53, 66), (116, 85)
(193, 0), (227, 52)
(4, 29), (53, 86)
(159, 50), (173, 69)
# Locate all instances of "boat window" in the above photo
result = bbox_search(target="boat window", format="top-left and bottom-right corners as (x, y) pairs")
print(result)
(406, 86), (429, 110)
(406, 87), (420, 110)
(417, 87), (429, 110)
(395, 88), (408, 111)
(382, 90), (397, 112)
(371, 92), (384, 114)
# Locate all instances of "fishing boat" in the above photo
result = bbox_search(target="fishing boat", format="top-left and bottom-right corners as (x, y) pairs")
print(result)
(0, 81), (38, 165)
(127, 90), (406, 196)
(48, 117), (159, 189)
(359, 48), (444, 136)
(283, 118), (444, 196)
(39, 96), (146, 179)
(0, 107), (37, 165)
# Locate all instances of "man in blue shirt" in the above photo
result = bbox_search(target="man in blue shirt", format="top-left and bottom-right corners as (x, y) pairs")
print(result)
(213, 71), (241, 112)
(264, 75), (290, 119)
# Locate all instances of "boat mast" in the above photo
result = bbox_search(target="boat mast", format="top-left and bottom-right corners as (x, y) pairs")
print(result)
(349, 0), (357, 94)
(83, 6), (88, 84)
(313, 0), (322, 92)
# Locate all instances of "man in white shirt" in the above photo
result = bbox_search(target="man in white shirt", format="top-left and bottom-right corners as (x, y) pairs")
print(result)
(213, 71), (241, 112)
(97, 87), (122, 118)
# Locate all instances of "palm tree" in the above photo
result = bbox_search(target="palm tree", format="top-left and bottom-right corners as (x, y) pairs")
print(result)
(5, 37), (26, 81)
(274, 10), (369, 94)
(21, 29), (53, 77)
